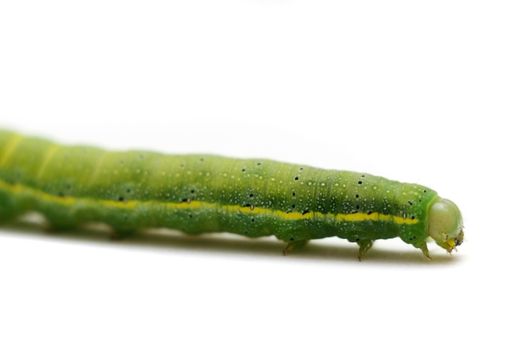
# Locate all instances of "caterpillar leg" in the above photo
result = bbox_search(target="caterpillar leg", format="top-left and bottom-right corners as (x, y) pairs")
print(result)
(282, 240), (309, 256)
(110, 227), (138, 241)
(0, 196), (21, 224)
(356, 239), (374, 261)
(0, 208), (15, 225)
(419, 242), (432, 260)
(44, 218), (78, 234)
(44, 222), (78, 234)
(42, 213), (78, 233)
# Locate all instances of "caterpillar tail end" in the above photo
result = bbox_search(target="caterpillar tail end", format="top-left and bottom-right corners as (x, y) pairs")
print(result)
(427, 197), (464, 253)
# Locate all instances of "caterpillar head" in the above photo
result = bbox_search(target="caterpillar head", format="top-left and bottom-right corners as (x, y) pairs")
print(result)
(427, 198), (464, 252)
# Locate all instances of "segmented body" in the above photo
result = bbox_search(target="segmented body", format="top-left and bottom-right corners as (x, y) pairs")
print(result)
(0, 130), (438, 253)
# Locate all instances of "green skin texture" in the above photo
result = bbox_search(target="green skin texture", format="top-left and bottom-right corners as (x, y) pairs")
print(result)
(0, 130), (438, 253)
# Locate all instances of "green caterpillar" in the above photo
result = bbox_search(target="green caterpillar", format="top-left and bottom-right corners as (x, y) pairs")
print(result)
(0, 129), (463, 259)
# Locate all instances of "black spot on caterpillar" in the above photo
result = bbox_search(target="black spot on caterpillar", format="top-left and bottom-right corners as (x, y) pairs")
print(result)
(0, 129), (464, 259)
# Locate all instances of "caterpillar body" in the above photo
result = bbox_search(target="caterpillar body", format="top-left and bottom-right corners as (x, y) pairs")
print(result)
(0, 130), (464, 258)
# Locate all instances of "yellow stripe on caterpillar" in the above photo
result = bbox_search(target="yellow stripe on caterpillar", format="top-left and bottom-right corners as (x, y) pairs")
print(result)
(0, 179), (418, 225)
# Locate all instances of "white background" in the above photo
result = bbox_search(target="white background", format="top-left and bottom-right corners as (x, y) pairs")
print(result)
(1, 1), (524, 349)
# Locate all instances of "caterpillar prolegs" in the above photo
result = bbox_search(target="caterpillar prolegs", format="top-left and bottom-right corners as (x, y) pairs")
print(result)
(0, 130), (464, 259)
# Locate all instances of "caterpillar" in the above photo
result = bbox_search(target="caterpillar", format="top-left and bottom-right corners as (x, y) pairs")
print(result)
(0, 129), (464, 259)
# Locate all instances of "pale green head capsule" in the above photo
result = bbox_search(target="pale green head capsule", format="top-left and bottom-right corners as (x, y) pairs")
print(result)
(427, 198), (464, 252)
